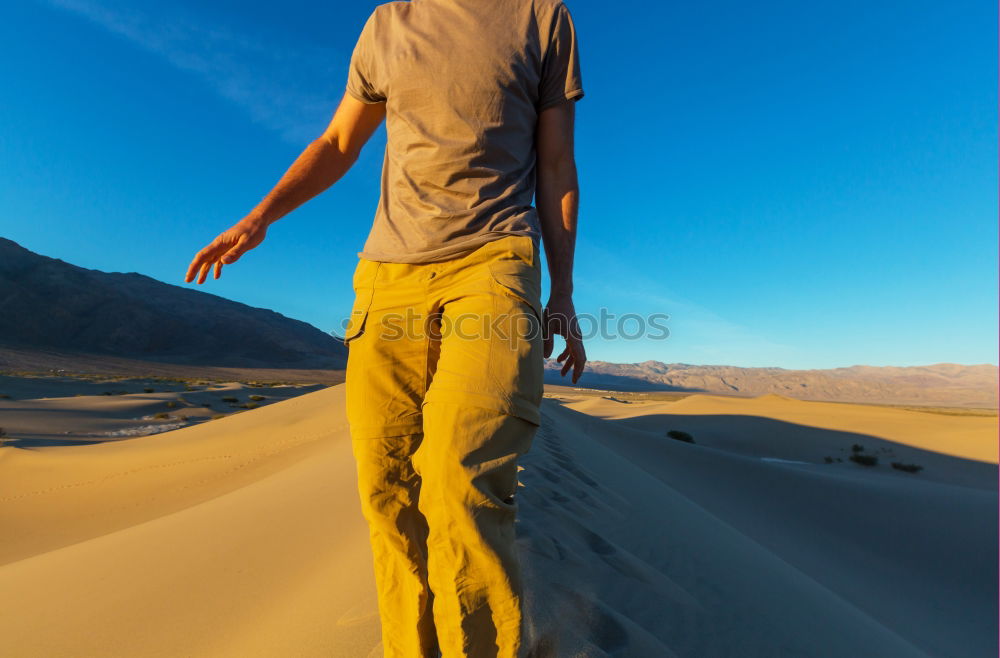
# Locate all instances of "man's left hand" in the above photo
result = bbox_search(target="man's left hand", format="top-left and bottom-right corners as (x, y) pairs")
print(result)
(542, 293), (586, 384)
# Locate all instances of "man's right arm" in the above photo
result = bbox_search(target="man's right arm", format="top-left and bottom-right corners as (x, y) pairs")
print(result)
(245, 93), (386, 230)
(184, 93), (385, 284)
(536, 100), (586, 383)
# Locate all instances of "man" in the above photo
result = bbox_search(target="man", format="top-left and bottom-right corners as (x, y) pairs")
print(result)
(184, 0), (585, 655)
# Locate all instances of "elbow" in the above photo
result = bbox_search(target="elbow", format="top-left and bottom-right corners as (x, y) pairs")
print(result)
(318, 132), (361, 165)
(537, 154), (577, 187)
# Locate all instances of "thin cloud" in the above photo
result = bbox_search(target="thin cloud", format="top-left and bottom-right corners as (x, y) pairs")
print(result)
(44, 0), (348, 143)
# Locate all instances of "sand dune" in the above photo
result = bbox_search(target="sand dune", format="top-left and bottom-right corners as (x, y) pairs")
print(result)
(561, 392), (998, 487)
(0, 374), (325, 447)
(2, 387), (996, 657)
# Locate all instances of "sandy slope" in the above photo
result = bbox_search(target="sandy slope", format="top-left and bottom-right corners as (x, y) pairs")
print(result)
(1, 387), (996, 657)
(0, 375), (324, 446)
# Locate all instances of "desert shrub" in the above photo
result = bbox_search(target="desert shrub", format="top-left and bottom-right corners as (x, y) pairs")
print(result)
(166, 401), (178, 408)
(891, 462), (924, 473)
(221, 396), (239, 403)
(666, 430), (694, 443)
(153, 412), (170, 420)
(823, 456), (834, 464)
(101, 391), (112, 396)
(201, 402), (212, 408)
(849, 453), (878, 466)
(178, 415), (188, 422)
(249, 395), (266, 402)
(241, 402), (260, 410)
(144, 388), (154, 393)
(0, 394), (10, 399)
(851, 443), (864, 453)
(212, 414), (226, 420)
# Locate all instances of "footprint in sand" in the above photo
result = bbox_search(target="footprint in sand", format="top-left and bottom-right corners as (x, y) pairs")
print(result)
(548, 490), (571, 504)
(589, 607), (629, 652)
(583, 528), (617, 557)
(336, 604), (380, 627)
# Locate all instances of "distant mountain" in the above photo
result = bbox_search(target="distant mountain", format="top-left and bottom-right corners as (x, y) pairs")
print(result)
(0, 238), (347, 369)
(545, 360), (998, 408)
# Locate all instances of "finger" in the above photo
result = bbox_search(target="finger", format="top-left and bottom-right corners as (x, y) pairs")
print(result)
(197, 261), (212, 285)
(559, 347), (573, 376)
(214, 261), (223, 280)
(542, 310), (554, 359)
(571, 344), (586, 384)
(185, 242), (220, 282)
(185, 252), (206, 283)
(221, 233), (249, 265)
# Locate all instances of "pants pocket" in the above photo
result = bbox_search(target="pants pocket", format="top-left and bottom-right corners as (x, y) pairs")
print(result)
(486, 263), (544, 426)
(343, 261), (381, 345)
(487, 261), (543, 326)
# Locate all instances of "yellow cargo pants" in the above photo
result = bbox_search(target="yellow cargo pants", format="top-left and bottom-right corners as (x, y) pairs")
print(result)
(343, 234), (544, 658)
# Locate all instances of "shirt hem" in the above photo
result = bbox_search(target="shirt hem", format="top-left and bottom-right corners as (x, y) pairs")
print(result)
(538, 88), (585, 112)
(358, 230), (539, 264)
(344, 85), (384, 105)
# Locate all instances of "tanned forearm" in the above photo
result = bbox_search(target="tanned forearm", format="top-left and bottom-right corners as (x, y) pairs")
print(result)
(184, 94), (384, 284)
(248, 95), (386, 227)
(184, 137), (362, 284)
(536, 100), (579, 298)
(247, 135), (361, 228)
(534, 101), (585, 381)
(536, 157), (579, 297)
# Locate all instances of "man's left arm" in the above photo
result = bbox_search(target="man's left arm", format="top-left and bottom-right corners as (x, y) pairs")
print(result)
(184, 94), (385, 284)
(536, 100), (586, 383)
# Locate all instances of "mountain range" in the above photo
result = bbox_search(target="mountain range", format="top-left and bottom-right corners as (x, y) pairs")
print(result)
(0, 237), (347, 369)
(545, 360), (997, 408)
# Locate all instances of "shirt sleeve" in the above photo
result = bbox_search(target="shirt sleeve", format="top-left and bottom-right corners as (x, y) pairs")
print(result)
(345, 10), (386, 104)
(537, 3), (584, 111)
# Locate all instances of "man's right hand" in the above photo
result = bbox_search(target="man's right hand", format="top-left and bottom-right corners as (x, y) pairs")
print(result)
(543, 292), (587, 384)
(184, 216), (268, 284)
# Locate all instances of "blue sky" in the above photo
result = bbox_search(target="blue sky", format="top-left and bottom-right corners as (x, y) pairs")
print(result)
(1, 0), (996, 369)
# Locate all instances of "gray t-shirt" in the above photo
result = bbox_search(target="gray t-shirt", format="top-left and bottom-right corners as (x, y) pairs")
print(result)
(346, 0), (584, 263)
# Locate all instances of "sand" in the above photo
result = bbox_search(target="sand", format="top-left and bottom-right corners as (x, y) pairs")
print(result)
(1, 386), (996, 657)
(0, 375), (323, 446)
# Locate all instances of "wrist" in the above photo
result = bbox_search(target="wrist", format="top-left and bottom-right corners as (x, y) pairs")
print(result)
(243, 212), (272, 229)
(548, 286), (574, 300)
